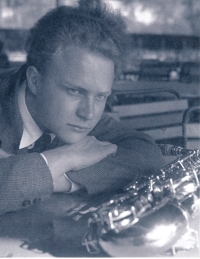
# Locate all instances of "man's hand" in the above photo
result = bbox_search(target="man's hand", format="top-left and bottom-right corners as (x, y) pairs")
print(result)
(42, 136), (117, 192)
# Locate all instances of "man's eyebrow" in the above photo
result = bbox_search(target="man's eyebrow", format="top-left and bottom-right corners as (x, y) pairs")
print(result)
(63, 81), (112, 95)
(97, 90), (112, 95)
(62, 82), (86, 92)
(63, 81), (80, 88)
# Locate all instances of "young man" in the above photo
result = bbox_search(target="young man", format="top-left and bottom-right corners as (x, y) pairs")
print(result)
(0, 2), (164, 215)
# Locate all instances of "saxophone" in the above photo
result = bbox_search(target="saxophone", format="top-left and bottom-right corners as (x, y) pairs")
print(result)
(82, 145), (200, 256)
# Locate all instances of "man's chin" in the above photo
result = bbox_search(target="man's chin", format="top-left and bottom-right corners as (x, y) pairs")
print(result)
(58, 133), (87, 145)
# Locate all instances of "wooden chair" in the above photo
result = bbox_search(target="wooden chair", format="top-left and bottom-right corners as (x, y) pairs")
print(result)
(106, 88), (188, 145)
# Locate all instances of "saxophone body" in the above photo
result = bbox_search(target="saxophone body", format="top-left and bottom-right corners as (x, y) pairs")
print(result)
(82, 149), (200, 256)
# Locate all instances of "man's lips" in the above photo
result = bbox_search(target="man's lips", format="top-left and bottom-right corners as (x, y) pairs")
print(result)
(68, 124), (90, 130)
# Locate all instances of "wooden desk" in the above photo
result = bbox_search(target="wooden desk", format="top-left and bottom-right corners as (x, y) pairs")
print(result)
(0, 192), (199, 257)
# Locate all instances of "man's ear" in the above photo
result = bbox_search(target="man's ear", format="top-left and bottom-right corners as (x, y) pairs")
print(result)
(26, 66), (40, 95)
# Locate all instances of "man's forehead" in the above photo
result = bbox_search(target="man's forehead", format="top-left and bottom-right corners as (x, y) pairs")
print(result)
(58, 45), (114, 65)
(48, 46), (114, 74)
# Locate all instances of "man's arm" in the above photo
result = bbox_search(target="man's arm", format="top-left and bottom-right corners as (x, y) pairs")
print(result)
(0, 135), (117, 214)
(66, 114), (165, 194)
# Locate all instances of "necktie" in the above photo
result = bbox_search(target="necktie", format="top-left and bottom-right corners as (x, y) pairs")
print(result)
(28, 133), (51, 153)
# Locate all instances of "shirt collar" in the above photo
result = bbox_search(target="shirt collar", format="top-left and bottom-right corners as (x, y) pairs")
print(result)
(18, 81), (43, 149)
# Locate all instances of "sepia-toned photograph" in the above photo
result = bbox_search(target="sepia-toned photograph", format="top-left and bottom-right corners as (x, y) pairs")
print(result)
(0, 0), (199, 257)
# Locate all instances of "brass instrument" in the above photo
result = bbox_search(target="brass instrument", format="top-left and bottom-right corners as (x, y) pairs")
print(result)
(82, 146), (200, 256)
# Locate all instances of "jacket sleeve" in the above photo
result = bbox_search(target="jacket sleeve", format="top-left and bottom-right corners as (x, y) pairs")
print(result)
(0, 153), (53, 215)
(67, 114), (165, 194)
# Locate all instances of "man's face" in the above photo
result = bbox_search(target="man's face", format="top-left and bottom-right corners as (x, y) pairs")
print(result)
(33, 46), (114, 144)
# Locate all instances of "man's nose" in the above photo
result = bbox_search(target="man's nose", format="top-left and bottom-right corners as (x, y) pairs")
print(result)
(76, 96), (95, 120)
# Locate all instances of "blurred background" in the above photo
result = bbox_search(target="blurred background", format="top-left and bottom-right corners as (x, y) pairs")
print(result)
(0, 0), (199, 83)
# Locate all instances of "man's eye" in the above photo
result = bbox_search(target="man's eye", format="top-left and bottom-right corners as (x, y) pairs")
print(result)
(67, 88), (81, 95)
(96, 94), (107, 100)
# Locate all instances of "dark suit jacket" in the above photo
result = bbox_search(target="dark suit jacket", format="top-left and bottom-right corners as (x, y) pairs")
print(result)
(0, 66), (165, 215)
